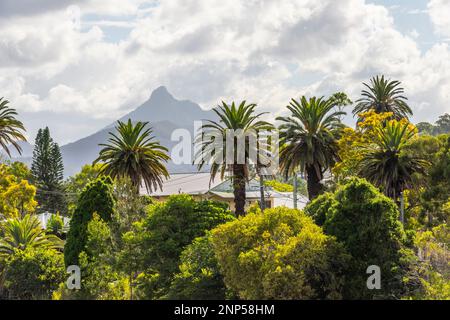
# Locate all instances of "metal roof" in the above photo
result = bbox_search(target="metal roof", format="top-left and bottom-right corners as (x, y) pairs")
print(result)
(140, 172), (225, 196)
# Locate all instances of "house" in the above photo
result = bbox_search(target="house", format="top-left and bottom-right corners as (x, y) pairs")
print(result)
(36, 211), (70, 229)
(140, 173), (309, 211)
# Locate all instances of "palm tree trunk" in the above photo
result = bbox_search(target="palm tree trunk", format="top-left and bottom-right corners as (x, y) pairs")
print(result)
(293, 172), (298, 209)
(306, 166), (322, 200)
(233, 164), (246, 217)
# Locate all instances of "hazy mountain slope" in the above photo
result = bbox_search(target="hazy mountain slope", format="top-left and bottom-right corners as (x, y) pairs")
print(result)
(11, 86), (214, 177)
(3, 140), (34, 158)
(60, 120), (202, 177)
(59, 87), (214, 176)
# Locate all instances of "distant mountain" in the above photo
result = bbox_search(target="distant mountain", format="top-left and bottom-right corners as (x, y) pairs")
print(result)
(12, 86), (215, 177)
(118, 86), (213, 127)
(3, 140), (34, 158)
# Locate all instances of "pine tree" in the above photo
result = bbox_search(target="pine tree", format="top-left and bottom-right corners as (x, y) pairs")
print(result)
(31, 127), (66, 214)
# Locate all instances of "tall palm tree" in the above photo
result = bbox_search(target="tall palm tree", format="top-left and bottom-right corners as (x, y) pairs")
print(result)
(353, 75), (413, 120)
(195, 101), (274, 216)
(0, 98), (27, 157)
(277, 96), (345, 200)
(357, 121), (430, 201)
(94, 119), (170, 194)
(0, 215), (63, 258)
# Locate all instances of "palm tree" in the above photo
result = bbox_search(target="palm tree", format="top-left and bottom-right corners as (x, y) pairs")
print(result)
(195, 101), (274, 216)
(277, 96), (345, 200)
(357, 121), (430, 201)
(0, 98), (27, 157)
(0, 215), (63, 258)
(94, 119), (170, 193)
(353, 75), (413, 120)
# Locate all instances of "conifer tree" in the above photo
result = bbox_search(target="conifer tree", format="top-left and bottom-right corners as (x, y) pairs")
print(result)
(31, 127), (66, 214)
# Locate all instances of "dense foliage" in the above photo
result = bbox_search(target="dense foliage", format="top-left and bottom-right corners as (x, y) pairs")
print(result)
(64, 163), (105, 215)
(128, 195), (234, 299)
(167, 234), (228, 300)
(64, 177), (115, 266)
(306, 177), (412, 298)
(211, 207), (350, 299)
(2, 248), (65, 300)
(417, 114), (450, 136)
(404, 134), (450, 227)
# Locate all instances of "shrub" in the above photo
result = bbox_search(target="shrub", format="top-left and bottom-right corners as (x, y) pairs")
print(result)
(3, 248), (65, 300)
(264, 180), (293, 192)
(211, 207), (350, 299)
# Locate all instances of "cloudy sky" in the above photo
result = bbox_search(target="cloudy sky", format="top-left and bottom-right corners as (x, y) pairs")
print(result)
(1, 0), (449, 145)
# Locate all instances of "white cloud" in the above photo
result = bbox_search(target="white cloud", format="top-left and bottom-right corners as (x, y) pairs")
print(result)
(428, 0), (450, 37)
(0, 0), (449, 144)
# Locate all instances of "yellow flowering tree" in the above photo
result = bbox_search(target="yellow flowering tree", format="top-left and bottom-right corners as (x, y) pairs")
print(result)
(0, 164), (37, 219)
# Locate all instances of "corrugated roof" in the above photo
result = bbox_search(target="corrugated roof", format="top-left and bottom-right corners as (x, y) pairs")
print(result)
(140, 172), (225, 196)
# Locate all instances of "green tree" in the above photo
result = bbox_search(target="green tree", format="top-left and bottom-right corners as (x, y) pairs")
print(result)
(8, 161), (32, 181)
(0, 98), (27, 157)
(112, 177), (154, 299)
(112, 176), (153, 235)
(64, 164), (105, 215)
(357, 120), (430, 201)
(94, 119), (170, 193)
(405, 134), (450, 226)
(329, 92), (352, 120)
(408, 223), (450, 299)
(195, 101), (274, 216)
(31, 127), (66, 213)
(416, 122), (435, 135)
(64, 177), (115, 266)
(54, 214), (130, 300)
(306, 177), (412, 298)
(211, 207), (350, 299)
(353, 75), (413, 120)
(435, 113), (450, 135)
(128, 195), (234, 299)
(168, 234), (229, 300)
(277, 96), (344, 200)
(3, 248), (65, 300)
(65, 164), (104, 195)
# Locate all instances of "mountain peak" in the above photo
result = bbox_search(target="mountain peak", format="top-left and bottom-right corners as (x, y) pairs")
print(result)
(150, 86), (173, 101)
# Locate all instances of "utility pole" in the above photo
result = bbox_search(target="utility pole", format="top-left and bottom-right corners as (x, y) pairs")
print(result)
(400, 191), (405, 225)
(293, 172), (298, 209)
(259, 173), (265, 211)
